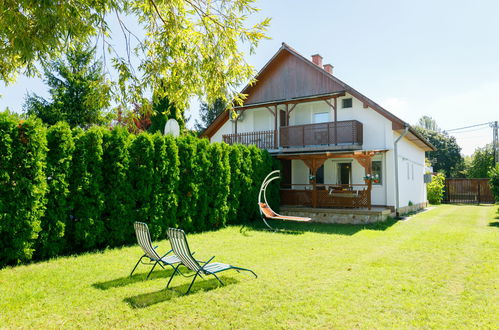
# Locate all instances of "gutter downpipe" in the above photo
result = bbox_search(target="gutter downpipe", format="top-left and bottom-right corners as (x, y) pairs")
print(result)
(394, 125), (409, 218)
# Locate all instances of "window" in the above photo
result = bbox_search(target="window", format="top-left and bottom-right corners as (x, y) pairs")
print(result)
(372, 160), (382, 185)
(313, 112), (329, 123)
(315, 165), (324, 184)
(342, 98), (352, 108)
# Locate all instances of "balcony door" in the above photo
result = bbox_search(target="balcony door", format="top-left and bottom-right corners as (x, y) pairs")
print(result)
(338, 163), (351, 185)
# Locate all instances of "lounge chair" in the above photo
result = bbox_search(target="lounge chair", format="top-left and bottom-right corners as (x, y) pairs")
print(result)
(130, 222), (183, 279)
(259, 170), (311, 230)
(166, 228), (257, 294)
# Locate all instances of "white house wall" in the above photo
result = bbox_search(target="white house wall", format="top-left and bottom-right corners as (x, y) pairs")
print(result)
(395, 132), (427, 207)
(209, 93), (428, 209)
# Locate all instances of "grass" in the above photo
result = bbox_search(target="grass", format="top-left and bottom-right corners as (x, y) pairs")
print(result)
(1, 205), (498, 328)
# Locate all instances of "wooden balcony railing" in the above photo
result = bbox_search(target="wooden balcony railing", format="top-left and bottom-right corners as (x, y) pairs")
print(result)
(222, 130), (275, 149)
(280, 182), (372, 209)
(280, 120), (362, 148)
(222, 120), (363, 150)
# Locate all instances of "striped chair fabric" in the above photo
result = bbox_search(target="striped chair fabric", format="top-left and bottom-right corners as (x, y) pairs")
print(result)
(134, 222), (181, 265)
(129, 222), (181, 279)
(166, 228), (257, 294)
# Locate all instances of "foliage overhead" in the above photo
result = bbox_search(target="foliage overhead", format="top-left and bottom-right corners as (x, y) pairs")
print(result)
(414, 126), (465, 177)
(1, 0), (270, 111)
(23, 45), (111, 127)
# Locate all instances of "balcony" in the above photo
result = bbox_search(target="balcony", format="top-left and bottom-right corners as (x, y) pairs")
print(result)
(222, 120), (363, 151)
(222, 130), (275, 149)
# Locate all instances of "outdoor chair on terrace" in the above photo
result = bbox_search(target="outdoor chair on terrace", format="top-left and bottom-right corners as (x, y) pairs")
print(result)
(130, 222), (186, 279)
(166, 228), (257, 295)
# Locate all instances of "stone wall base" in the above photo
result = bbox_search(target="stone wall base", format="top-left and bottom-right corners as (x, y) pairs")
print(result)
(280, 207), (392, 225)
(397, 201), (427, 216)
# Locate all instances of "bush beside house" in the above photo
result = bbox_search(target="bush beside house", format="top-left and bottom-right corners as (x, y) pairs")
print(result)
(0, 113), (279, 267)
(427, 173), (446, 204)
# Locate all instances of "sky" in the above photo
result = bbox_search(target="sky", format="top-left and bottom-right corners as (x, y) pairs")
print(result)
(1, 0), (498, 155)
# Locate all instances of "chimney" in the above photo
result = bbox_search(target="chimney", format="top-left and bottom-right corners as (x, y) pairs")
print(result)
(323, 64), (334, 75)
(311, 54), (323, 67)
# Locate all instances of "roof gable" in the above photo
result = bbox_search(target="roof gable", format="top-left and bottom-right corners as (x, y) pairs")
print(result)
(201, 43), (435, 151)
(242, 48), (345, 105)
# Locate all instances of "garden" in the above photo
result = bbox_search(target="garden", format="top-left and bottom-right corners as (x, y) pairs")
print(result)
(0, 204), (497, 328)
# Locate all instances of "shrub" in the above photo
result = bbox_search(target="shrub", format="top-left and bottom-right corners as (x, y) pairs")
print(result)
(101, 127), (134, 246)
(205, 143), (231, 228)
(176, 135), (198, 232)
(489, 164), (499, 203)
(128, 133), (155, 234)
(427, 172), (446, 204)
(150, 134), (180, 240)
(68, 127), (105, 251)
(0, 115), (47, 265)
(36, 122), (74, 258)
(227, 145), (245, 224)
(192, 138), (211, 232)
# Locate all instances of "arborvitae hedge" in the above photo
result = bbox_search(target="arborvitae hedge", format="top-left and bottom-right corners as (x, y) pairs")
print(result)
(35, 122), (74, 258)
(69, 127), (106, 251)
(0, 115), (47, 265)
(101, 127), (134, 246)
(0, 112), (279, 267)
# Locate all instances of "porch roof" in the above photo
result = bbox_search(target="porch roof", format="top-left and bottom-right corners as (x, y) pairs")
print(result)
(275, 149), (388, 160)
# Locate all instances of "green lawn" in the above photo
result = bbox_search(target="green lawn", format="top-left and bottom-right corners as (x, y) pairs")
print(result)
(1, 205), (498, 328)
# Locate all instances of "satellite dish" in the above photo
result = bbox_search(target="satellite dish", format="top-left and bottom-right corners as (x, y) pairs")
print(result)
(164, 119), (180, 137)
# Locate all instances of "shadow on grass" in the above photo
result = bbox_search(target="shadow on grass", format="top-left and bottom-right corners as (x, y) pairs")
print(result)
(93, 269), (179, 290)
(124, 276), (239, 308)
(240, 217), (399, 236)
(489, 221), (499, 227)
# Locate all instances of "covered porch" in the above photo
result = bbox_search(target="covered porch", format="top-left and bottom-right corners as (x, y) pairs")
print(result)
(277, 150), (388, 210)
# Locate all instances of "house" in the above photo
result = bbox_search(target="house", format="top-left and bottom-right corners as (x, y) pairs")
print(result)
(202, 43), (435, 222)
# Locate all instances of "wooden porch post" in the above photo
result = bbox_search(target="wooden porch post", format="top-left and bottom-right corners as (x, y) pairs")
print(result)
(354, 152), (374, 210)
(274, 105), (278, 149)
(302, 158), (326, 208)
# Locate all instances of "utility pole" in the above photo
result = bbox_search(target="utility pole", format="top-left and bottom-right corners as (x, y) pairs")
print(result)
(491, 121), (499, 165)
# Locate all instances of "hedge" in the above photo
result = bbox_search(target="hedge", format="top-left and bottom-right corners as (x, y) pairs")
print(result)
(0, 113), (279, 267)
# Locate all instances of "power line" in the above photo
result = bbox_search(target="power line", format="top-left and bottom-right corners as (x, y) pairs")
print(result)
(446, 122), (490, 132)
(447, 127), (490, 134)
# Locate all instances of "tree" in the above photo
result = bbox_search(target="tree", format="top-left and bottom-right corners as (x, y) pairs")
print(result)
(1, 1), (270, 111)
(466, 144), (495, 178)
(414, 126), (465, 177)
(489, 164), (499, 202)
(151, 94), (187, 133)
(416, 115), (440, 132)
(195, 98), (227, 132)
(23, 45), (111, 127)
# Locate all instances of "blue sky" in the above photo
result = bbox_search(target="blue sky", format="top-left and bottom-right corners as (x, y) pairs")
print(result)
(1, 0), (498, 155)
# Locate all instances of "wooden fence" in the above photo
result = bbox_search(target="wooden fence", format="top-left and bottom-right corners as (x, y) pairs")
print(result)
(445, 178), (494, 204)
